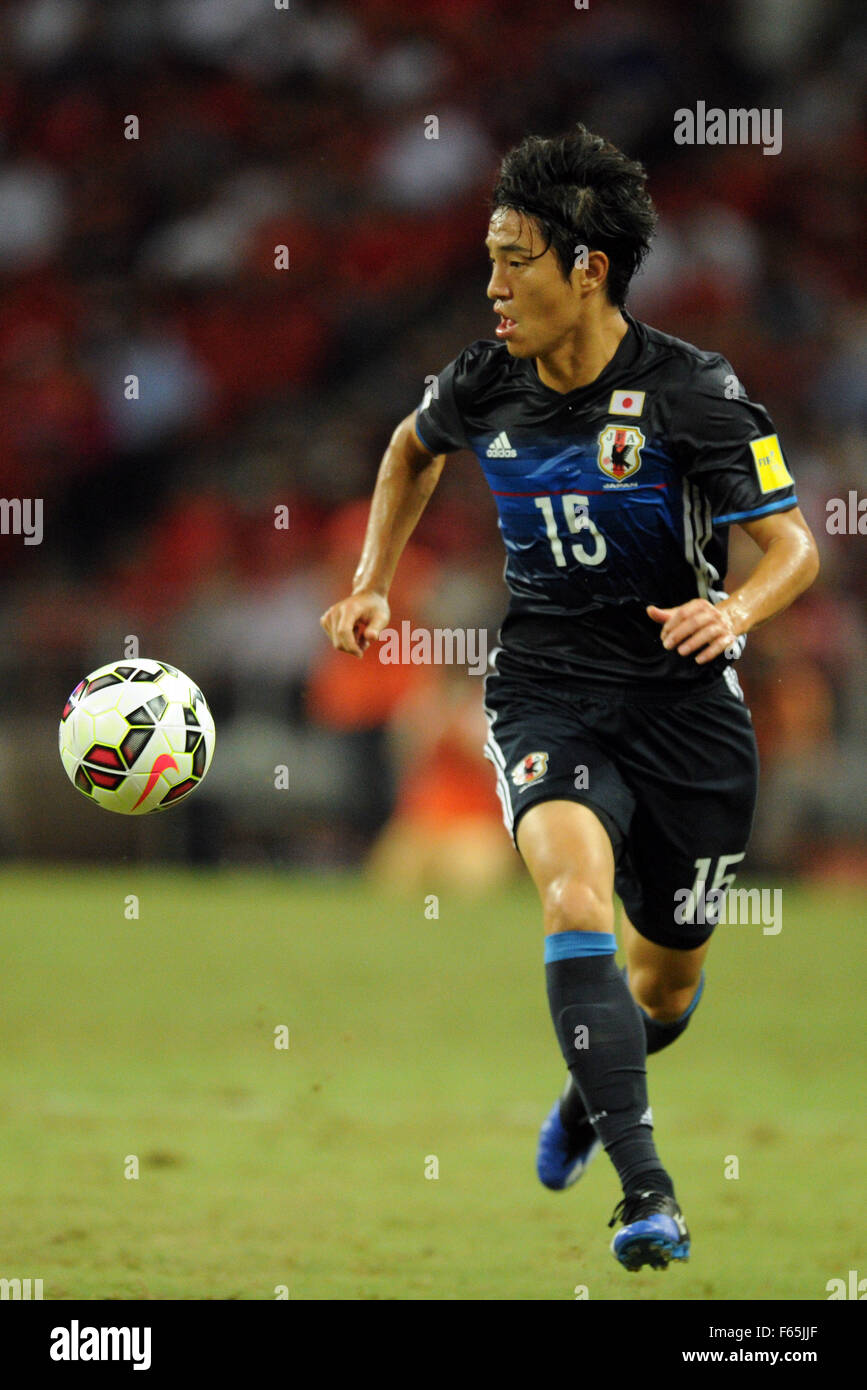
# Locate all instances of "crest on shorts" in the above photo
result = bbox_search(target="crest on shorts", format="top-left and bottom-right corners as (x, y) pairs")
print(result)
(597, 424), (645, 482)
(511, 751), (549, 787)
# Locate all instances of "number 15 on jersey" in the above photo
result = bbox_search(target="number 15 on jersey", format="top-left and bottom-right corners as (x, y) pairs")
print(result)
(534, 493), (607, 568)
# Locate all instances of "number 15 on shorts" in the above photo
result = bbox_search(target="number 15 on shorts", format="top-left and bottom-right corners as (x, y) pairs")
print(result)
(674, 854), (746, 926)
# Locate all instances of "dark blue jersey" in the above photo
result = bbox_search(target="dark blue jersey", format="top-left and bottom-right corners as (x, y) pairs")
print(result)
(414, 313), (798, 686)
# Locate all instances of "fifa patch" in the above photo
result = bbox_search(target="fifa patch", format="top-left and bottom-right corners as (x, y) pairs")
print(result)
(598, 424), (644, 482)
(511, 751), (549, 788)
(750, 433), (793, 493)
(608, 389), (644, 417)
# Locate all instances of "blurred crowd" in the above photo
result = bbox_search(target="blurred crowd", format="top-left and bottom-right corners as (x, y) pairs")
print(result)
(0, 0), (864, 880)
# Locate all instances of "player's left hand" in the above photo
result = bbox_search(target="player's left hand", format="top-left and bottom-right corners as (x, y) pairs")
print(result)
(646, 600), (739, 664)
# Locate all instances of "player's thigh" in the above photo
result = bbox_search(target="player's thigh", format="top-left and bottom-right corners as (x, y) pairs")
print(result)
(483, 668), (634, 934)
(621, 912), (710, 1019)
(517, 800), (617, 935)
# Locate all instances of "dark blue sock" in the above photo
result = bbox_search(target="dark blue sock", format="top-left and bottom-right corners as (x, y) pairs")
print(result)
(561, 970), (706, 1129)
(545, 931), (673, 1199)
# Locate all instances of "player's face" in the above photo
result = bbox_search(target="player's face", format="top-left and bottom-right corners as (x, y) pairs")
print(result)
(485, 208), (584, 358)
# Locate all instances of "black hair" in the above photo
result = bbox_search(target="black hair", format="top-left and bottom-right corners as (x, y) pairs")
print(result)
(489, 124), (657, 307)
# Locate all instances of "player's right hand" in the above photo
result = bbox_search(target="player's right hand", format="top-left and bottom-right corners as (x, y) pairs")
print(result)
(319, 590), (390, 658)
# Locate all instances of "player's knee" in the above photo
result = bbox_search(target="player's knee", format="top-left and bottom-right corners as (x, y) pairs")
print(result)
(542, 873), (614, 936)
(630, 968), (699, 1022)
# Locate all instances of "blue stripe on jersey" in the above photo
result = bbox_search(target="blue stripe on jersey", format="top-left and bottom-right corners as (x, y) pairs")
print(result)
(544, 931), (617, 962)
(713, 496), (798, 526)
(414, 419), (436, 453)
(472, 436), (671, 491)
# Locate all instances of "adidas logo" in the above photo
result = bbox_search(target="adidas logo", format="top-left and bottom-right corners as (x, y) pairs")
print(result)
(486, 430), (517, 458)
(640, 1106), (654, 1127)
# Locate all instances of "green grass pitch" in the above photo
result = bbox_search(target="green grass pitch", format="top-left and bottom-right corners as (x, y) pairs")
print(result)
(0, 867), (863, 1300)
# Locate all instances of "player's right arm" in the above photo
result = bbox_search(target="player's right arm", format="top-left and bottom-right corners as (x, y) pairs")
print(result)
(320, 410), (444, 657)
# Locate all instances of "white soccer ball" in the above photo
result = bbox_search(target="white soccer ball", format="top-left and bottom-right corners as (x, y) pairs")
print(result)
(59, 658), (215, 814)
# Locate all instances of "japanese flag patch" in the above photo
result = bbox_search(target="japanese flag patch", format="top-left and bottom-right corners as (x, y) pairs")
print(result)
(608, 389), (645, 417)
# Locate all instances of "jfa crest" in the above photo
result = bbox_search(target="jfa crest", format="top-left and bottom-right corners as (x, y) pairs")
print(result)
(511, 751), (549, 788)
(597, 424), (645, 482)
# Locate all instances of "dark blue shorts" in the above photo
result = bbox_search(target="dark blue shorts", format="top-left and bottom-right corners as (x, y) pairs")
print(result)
(483, 656), (759, 950)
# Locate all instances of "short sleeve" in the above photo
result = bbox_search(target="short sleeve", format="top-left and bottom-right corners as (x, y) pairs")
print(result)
(671, 355), (797, 525)
(414, 352), (469, 455)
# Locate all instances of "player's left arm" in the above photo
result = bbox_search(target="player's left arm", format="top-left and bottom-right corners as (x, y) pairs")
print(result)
(647, 506), (820, 664)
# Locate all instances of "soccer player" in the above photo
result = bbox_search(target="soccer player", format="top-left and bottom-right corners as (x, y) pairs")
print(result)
(320, 125), (819, 1271)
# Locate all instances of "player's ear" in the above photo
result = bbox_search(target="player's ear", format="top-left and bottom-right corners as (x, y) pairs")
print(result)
(584, 249), (610, 295)
(570, 248), (609, 298)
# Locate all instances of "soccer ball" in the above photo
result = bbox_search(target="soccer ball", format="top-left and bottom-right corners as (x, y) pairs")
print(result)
(59, 658), (215, 814)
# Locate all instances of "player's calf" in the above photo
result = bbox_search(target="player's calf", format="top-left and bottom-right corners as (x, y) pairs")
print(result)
(545, 930), (674, 1200)
(631, 970), (706, 1055)
(540, 970), (705, 1193)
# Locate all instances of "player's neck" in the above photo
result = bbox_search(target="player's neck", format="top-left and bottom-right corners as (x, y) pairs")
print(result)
(533, 309), (629, 394)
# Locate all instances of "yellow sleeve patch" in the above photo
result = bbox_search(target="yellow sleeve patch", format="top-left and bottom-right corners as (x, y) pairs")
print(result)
(750, 434), (793, 494)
